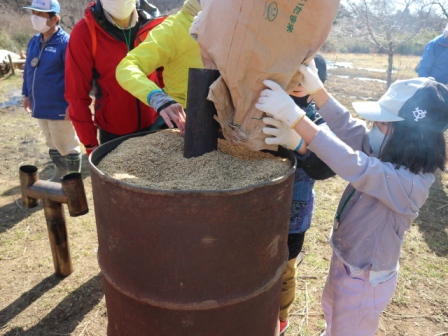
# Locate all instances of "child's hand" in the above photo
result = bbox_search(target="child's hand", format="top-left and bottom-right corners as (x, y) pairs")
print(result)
(299, 60), (324, 94)
(256, 80), (305, 128)
(262, 117), (303, 151)
(85, 145), (98, 157)
(23, 96), (32, 113)
(159, 103), (186, 134)
(189, 11), (202, 41)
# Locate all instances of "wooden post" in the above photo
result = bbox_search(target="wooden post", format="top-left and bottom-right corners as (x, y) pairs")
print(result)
(183, 68), (220, 158)
(19, 165), (89, 277)
(43, 198), (73, 277)
(7, 54), (15, 76)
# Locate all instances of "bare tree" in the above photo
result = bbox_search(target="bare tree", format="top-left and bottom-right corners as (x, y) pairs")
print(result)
(343, 0), (434, 88)
(435, 0), (448, 18)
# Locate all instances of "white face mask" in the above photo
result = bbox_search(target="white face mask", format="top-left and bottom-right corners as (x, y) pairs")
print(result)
(101, 0), (136, 20)
(31, 14), (51, 33)
(369, 124), (387, 154)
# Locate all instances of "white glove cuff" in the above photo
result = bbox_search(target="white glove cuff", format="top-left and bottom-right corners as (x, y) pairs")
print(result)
(285, 133), (303, 151)
(308, 85), (324, 95)
(283, 104), (305, 128)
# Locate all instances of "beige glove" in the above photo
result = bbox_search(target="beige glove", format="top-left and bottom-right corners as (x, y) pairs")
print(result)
(299, 60), (324, 94)
(256, 80), (305, 128)
(262, 117), (303, 151)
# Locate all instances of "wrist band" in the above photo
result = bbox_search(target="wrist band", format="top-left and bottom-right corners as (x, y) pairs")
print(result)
(294, 138), (304, 151)
(290, 113), (305, 129)
(308, 86), (324, 95)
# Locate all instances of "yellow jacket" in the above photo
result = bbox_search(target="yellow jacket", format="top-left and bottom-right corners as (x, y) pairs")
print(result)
(116, 4), (203, 108)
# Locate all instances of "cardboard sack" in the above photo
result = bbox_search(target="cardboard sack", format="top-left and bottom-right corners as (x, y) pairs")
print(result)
(198, 0), (340, 151)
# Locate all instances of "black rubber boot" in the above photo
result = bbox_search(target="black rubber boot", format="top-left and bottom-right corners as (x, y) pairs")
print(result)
(48, 149), (68, 182)
(66, 153), (82, 174)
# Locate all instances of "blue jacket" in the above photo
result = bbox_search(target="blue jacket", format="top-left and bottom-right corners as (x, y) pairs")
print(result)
(288, 165), (315, 234)
(22, 27), (69, 120)
(416, 34), (448, 84)
(288, 103), (318, 234)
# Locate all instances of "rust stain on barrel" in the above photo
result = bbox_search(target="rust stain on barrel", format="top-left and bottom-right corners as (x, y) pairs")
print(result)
(201, 236), (217, 245)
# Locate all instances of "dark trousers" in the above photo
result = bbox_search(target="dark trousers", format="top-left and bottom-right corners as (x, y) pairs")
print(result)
(287, 232), (305, 260)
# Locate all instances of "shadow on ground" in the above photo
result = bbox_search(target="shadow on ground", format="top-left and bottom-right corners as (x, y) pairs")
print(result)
(1, 273), (103, 336)
(417, 170), (448, 257)
(0, 274), (63, 328)
(0, 200), (43, 234)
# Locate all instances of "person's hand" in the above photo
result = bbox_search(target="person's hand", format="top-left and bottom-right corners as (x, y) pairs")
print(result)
(85, 145), (98, 157)
(159, 103), (186, 134)
(23, 96), (32, 113)
(256, 80), (305, 128)
(148, 91), (186, 133)
(262, 117), (303, 151)
(299, 60), (324, 94)
(189, 11), (202, 41)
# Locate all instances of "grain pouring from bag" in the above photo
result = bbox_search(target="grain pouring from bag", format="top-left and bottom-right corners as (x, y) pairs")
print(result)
(97, 130), (291, 190)
(196, 0), (340, 151)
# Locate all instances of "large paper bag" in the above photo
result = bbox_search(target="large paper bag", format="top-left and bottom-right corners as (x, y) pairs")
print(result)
(198, 0), (340, 151)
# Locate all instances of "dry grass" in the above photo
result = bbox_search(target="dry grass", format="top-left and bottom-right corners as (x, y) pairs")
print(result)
(0, 53), (447, 336)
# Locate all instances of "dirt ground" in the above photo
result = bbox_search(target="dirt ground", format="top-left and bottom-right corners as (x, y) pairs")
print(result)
(1, 54), (447, 336)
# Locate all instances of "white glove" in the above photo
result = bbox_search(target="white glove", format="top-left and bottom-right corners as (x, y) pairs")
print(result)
(189, 11), (202, 41)
(262, 117), (303, 151)
(299, 60), (324, 94)
(256, 80), (305, 128)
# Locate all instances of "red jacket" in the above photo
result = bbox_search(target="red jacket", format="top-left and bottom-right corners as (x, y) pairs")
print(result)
(65, 1), (160, 148)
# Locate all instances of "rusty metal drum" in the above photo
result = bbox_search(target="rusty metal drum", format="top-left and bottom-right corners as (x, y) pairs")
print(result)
(89, 132), (296, 336)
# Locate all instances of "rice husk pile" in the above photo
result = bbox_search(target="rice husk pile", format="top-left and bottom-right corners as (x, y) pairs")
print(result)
(97, 130), (291, 190)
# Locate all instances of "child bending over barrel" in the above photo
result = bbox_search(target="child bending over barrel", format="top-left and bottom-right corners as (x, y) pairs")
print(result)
(256, 63), (448, 335)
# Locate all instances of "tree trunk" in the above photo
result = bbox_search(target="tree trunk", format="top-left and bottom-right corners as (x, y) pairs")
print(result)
(386, 43), (394, 89)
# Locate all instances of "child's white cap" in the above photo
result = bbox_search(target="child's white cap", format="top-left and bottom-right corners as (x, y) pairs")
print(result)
(23, 0), (60, 14)
(352, 77), (448, 132)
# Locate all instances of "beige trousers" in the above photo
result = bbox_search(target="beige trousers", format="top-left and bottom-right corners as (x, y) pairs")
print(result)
(279, 255), (301, 321)
(38, 119), (80, 156)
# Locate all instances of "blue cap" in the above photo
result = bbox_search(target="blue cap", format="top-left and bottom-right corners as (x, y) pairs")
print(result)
(23, 0), (60, 14)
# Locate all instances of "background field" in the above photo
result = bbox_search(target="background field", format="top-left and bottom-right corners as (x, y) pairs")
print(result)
(0, 53), (447, 336)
